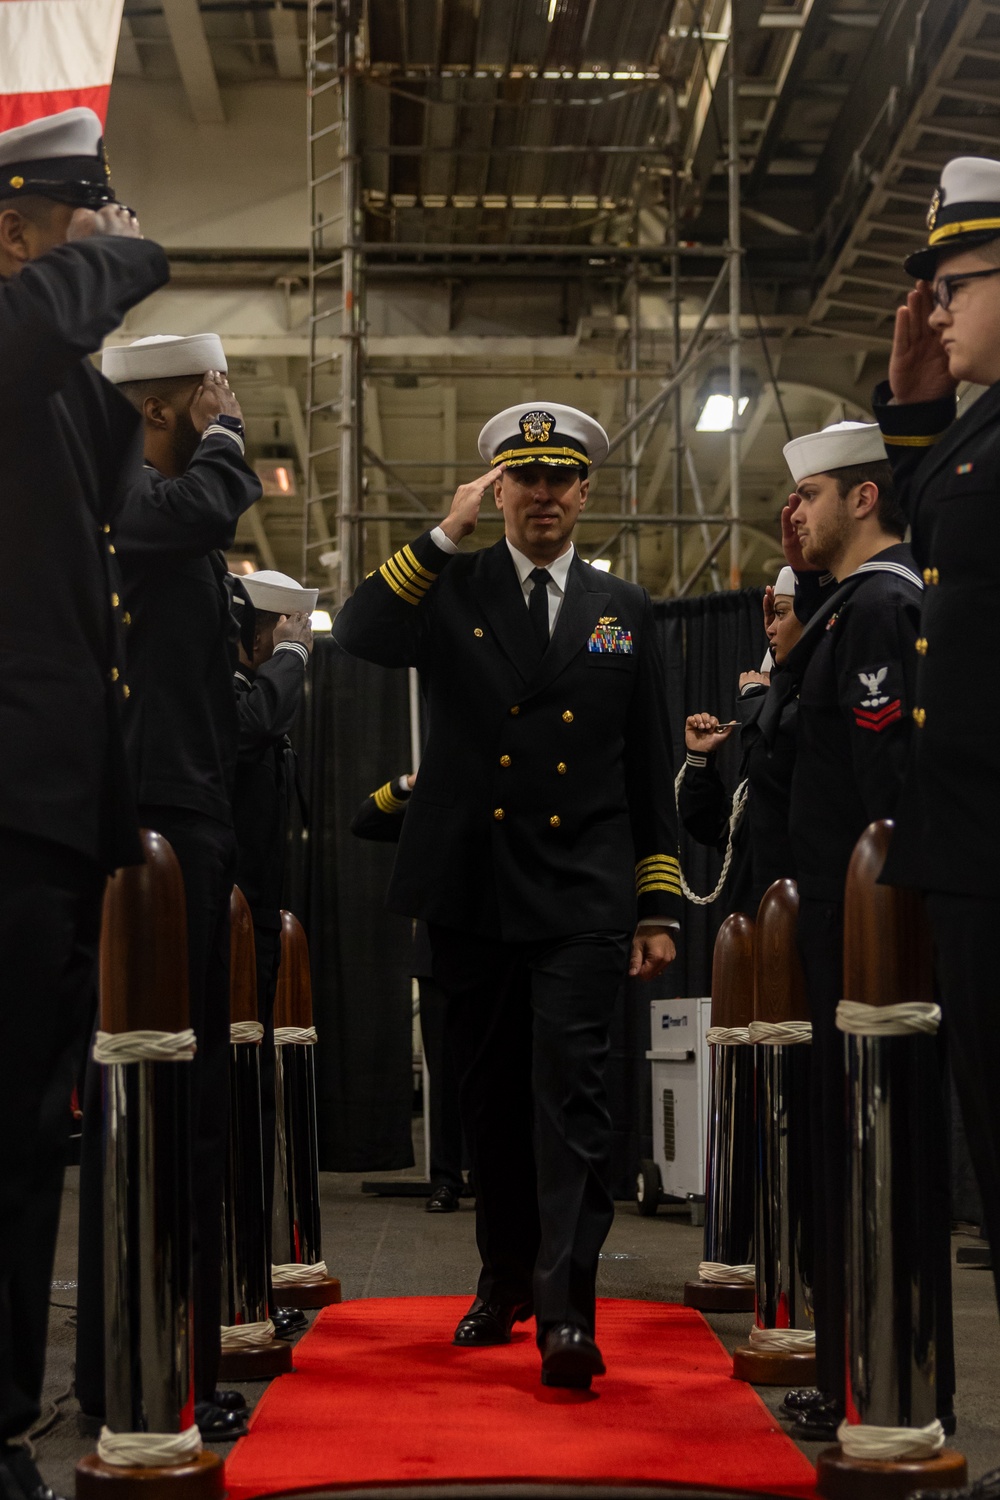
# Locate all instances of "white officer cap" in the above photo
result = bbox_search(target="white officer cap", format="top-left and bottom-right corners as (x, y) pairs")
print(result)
(907, 156), (1000, 278)
(240, 570), (319, 615)
(0, 108), (114, 207)
(102, 334), (228, 384)
(782, 421), (887, 485)
(774, 566), (797, 596)
(478, 402), (610, 471)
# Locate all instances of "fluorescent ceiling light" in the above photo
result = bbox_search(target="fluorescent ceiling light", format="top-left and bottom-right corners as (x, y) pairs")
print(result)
(695, 393), (750, 433)
(311, 610), (333, 632)
(591, 558), (612, 572)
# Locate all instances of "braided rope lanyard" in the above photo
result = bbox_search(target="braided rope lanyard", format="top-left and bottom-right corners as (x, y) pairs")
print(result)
(699, 1261), (755, 1285)
(836, 1001), (941, 1037)
(673, 762), (749, 906)
(274, 1026), (318, 1046)
(748, 1325), (815, 1352)
(271, 1259), (329, 1287)
(230, 1021), (264, 1044)
(93, 1029), (197, 1064)
(97, 1424), (202, 1468)
(220, 1318), (276, 1350)
(706, 1026), (751, 1045)
(837, 1417), (945, 1462)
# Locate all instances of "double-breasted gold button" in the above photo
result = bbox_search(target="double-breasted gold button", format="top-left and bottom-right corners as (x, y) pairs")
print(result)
(493, 807), (505, 821)
(912, 707), (926, 727)
(111, 592), (120, 608)
(916, 638), (928, 655)
(556, 762), (567, 775)
(509, 705), (520, 716)
(123, 612), (132, 626)
(562, 710), (574, 723)
(110, 667), (119, 682)
(122, 684), (131, 699)
(108, 544), (116, 555)
(102, 524), (110, 534)
(549, 815), (561, 828)
(922, 567), (939, 586)
(500, 755), (511, 768)
(474, 628), (483, 638)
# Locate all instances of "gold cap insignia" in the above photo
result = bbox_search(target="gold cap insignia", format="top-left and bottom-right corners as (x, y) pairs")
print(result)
(927, 186), (943, 233)
(520, 409), (554, 445)
(9, 176), (23, 190)
(101, 140), (112, 183)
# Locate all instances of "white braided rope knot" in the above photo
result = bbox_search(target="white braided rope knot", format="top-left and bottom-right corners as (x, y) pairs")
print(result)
(220, 1318), (275, 1350)
(837, 1417), (945, 1462)
(706, 1026), (751, 1046)
(673, 765), (749, 907)
(97, 1424), (202, 1468)
(748, 1020), (813, 1046)
(230, 1021), (264, 1044)
(274, 1026), (318, 1046)
(93, 1029), (197, 1065)
(748, 1325), (816, 1352)
(836, 1001), (942, 1037)
(699, 1261), (754, 1285)
(272, 1259), (328, 1286)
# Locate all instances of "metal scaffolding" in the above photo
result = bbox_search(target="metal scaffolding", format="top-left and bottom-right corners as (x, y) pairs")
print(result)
(304, 0), (748, 604)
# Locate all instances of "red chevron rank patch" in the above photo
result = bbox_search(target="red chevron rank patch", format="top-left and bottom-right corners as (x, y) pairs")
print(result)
(853, 698), (903, 732)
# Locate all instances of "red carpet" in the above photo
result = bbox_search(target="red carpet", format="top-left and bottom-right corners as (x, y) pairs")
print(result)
(225, 1298), (818, 1498)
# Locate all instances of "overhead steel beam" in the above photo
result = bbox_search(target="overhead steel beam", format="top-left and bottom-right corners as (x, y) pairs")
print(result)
(161, 0), (225, 124)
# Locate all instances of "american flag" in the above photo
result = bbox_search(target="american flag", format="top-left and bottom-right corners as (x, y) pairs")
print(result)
(0, 0), (124, 131)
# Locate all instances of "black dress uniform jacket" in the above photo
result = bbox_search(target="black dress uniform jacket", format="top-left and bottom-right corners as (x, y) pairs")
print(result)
(351, 779), (433, 976)
(115, 439), (263, 824)
(333, 531), (682, 941)
(873, 381), (1000, 895)
(233, 645), (309, 928)
(0, 236), (169, 870)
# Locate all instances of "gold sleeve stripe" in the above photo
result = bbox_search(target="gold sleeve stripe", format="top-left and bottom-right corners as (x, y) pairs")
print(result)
(373, 782), (408, 815)
(401, 543), (438, 583)
(383, 553), (431, 598)
(881, 433), (945, 448)
(379, 563), (423, 606)
(378, 546), (439, 606)
(636, 855), (681, 873)
(637, 879), (682, 896)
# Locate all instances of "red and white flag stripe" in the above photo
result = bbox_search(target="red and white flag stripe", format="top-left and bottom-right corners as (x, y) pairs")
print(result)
(0, 0), (125, 131)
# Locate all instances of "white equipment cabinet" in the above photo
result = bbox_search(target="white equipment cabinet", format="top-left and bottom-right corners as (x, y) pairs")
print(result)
(636, 997), (712, 1224)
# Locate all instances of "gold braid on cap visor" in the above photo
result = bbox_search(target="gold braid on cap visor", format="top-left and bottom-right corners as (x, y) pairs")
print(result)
(491, 446), (590, 468)
(929, 215), (1000, 245)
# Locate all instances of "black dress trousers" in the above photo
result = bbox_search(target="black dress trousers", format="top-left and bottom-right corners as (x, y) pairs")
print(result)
(927, 894), (1000, 1318)
(253, 922), (282, 1290)
(417, 977), (465, 1194)
(798, 896), (955, 1409)
(430, 924), (629, 1339)
(0, 832), (103, 1443)
(77, 808), (236, 1412)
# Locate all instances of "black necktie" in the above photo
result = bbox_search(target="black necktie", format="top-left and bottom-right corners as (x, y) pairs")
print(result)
(528, 567), (552, 654)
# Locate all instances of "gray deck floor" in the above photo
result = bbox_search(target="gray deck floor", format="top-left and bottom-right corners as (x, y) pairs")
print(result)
(30, 1156), (1000, 1497)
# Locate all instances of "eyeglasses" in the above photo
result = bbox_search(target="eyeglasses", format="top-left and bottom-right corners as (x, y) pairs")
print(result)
(932, 266), (1000, 310)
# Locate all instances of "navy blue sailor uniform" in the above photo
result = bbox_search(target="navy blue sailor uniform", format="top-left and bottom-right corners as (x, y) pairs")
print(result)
(874, 376), (1000, 1318)
(334, 528), (681, 1338)
(778, 542), (954, 1415)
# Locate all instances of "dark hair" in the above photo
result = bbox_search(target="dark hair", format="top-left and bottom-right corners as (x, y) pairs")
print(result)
(116, 373), (201, 413)
(829, 460), (906, 539)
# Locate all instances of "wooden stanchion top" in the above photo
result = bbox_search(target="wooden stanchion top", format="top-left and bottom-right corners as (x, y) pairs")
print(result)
(711, 912), (755, 1028)
(100, 829), (189, 1033)
(229, 886), (258, 1025)
(754, 878), (809, 1023)
(273, 909), (313, 1030)
(844, 820), (934, 1008)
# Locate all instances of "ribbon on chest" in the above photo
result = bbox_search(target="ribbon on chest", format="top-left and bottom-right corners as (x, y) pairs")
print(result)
(587, 616), (633, 655)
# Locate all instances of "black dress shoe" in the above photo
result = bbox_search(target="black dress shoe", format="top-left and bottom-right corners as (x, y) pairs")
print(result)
(453, 1296), (532, 1346)
(426, 1184), (460, 1214)
(0, 1448), (67, 1500)
(790, 1399), (843, 1441)
(272, 1306), (308, 1338)
(912, 1468), (1000, 1500)
(539, 1324), (606, 1390)
(212, 1389), (248, 1413)
(781, 1386), (828, 1415)
(194, 1401), (249, 1441)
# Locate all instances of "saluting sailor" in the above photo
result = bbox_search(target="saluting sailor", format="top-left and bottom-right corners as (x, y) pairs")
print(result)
(334, 402), (681, 1390)
(872, 157), (1000, 1386)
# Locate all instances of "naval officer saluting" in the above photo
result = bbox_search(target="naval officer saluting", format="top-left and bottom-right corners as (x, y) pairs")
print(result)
(334, 403), (681, 1390)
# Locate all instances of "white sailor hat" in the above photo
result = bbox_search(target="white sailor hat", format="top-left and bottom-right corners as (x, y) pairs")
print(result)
(478, 402), (609, 471)
(783, 420), (887, 485)
(0, 108), (115, 209)
(906, 157), (1000, 279)
(102, 334), (228, 384)
(774, 566), (797, 596)
(240, 570), (319, 616)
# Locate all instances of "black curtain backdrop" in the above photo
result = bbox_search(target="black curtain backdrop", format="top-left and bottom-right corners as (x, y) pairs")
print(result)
(290, 596), (766, 1185)
(286, 639), (416, 1171)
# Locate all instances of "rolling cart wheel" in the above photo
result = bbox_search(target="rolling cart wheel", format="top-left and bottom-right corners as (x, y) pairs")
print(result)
(636, 1158), (661, 1216)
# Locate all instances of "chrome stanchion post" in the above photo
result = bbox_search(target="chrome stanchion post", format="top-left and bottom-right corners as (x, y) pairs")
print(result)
(219, 887), (293, 1382)
(270, 909), (341, 1310)
(685, 912), (755, 1313)
(76, 831), (223, 1500)
(816, 822), (966, 1500)
(733, 878), (816, 1387)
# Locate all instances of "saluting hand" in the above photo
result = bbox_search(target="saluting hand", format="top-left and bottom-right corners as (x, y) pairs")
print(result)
(274, 611), (314, 654)
(684, 713), (735, 753)
(629, 928), (676, 982)
(888, 281), (957, 404)
(67, 203), (143, 241)
(780, 494), (814, 572)
(439, 465), (505, 545)
(189, 370), (243, 434)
